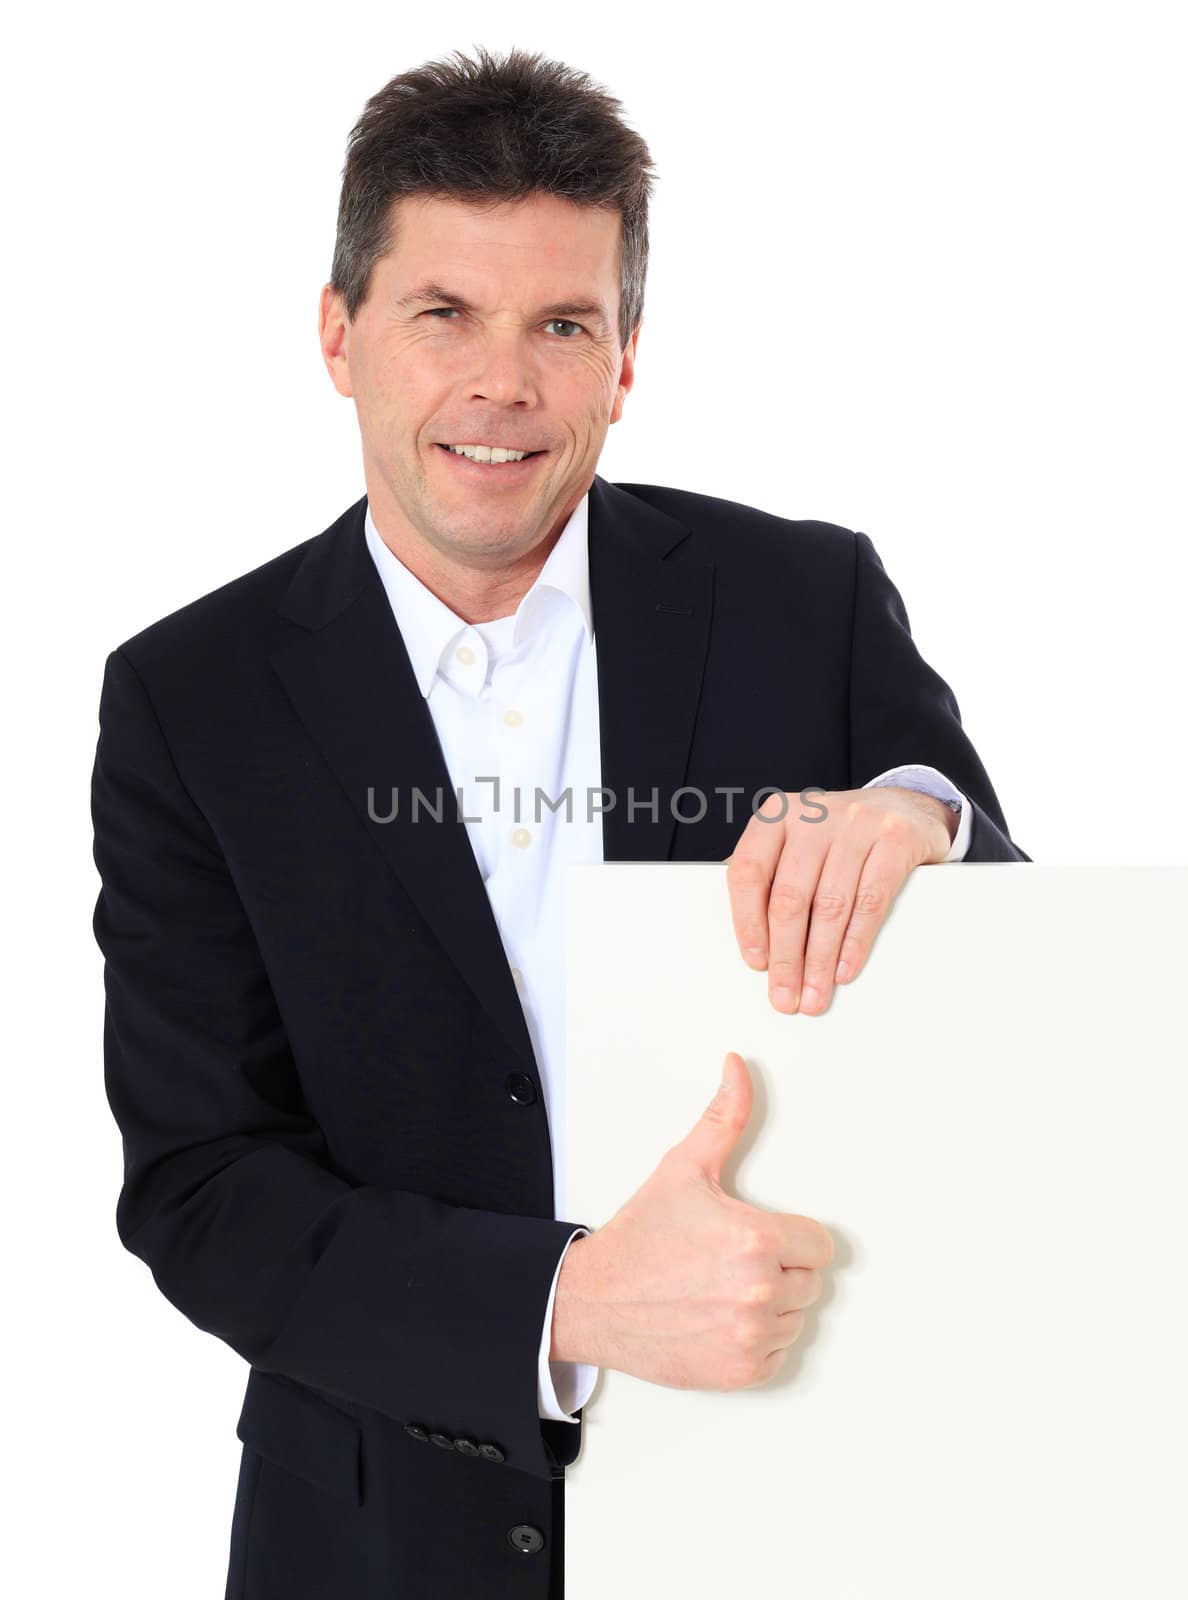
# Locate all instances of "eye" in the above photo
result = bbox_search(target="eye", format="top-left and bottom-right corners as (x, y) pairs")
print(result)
(421, 308), (585, 338)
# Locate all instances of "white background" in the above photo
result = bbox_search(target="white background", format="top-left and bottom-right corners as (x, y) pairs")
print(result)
(564, 864), (1188, 1596)
(3, 2), (1184, 1593)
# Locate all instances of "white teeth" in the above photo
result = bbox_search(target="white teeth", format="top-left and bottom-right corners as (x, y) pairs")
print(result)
(446, 444), (529, 463)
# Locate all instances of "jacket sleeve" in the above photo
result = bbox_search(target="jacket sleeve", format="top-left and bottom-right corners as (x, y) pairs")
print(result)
(847, 532), (1030, 864)
(91, 644), (588, 1483)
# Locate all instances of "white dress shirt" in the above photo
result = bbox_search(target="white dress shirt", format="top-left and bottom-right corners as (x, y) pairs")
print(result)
(364, 493), (970, 1425)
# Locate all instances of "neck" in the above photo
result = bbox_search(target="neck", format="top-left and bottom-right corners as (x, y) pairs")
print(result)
(364, 475), (583, 624)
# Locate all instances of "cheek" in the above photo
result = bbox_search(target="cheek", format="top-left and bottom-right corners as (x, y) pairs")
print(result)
(562, 363), (619, 427)
(370, 345), (434, 415)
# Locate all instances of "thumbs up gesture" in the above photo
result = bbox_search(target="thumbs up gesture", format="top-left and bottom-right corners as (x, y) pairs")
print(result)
(550, 1052), (834, 1391)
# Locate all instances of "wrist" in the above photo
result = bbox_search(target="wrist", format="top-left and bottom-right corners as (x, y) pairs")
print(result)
(938, 796), (960, 845)
(550, 1234), (603, 1366)
(917, 792), (960, 857)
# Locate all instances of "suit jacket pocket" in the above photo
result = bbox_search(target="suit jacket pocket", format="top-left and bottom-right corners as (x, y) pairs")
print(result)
(236, 1368), (363, 1506)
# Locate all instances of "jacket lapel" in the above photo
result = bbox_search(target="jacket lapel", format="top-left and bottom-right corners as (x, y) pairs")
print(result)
(586, 475), (714, 861)
(268, 476), (714, 1073)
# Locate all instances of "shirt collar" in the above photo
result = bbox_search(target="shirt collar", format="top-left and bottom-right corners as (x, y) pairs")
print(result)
(363, 492), (593, 699)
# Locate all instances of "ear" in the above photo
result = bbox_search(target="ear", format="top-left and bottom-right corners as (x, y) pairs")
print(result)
(318, 284), (353, 398)
(610, 318), (641, 425)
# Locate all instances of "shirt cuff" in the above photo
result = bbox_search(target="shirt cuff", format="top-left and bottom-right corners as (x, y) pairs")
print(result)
(862, 763), (971, 863)
(537, 1227), (601, 1421)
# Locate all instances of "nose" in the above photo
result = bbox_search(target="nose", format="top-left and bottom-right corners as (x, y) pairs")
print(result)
(467, 324), (540, 408)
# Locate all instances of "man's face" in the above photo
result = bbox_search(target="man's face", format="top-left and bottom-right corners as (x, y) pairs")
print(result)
(319, 192), (638, 573)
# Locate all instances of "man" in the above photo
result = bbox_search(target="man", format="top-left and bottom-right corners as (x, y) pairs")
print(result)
(90, 45), (1028, 1600)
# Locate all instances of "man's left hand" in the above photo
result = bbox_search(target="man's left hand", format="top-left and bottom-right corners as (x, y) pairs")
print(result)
(723, 785), (958, 1016)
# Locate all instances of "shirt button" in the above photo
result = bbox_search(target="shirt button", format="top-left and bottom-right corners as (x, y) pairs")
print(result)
(510, 828), (532, 848)
(510, 966), (523, 985)
(503, 708), (523, 727)
(455, 644), (476, 665)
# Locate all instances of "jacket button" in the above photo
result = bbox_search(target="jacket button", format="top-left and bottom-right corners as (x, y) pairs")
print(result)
(505, 1072), (537, 1105)
(454, 1437), (480, 1455)
(429, 1432), (456, 1450)
(404, 1423), (429, 1442)
(479, 1442), (506, 1463)
(508, 1524), (545, 1556)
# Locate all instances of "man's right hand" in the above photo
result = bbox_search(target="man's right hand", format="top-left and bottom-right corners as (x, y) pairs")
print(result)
(550, 1051), (834, 1390)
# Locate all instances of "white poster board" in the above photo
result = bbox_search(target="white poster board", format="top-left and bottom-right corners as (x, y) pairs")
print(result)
(564, 864), (1187, 1597)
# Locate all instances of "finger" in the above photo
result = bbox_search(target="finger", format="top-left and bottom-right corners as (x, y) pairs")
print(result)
(724, 793), (790, 969)
(779, 1216), (835, 1270)
(832, 832), (915, 987)
(797, 831), (876, 1014)
(769, 1309), (806, 1348)
(764, 830), (829, 1014)
(779, 1265), (824, 1311)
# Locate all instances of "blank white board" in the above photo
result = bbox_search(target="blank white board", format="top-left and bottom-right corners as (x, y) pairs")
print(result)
(563, 863), (1187, 1598)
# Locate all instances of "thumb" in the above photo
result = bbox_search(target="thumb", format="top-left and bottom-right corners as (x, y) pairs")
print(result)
(675, 1051), (753, 1185)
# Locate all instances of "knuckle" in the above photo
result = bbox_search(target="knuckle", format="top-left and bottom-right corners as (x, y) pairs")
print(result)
(737, 1224), (772, 1259)
(730, 1306), (767, 1352)
(725, 855), (766, 890)
(853, 883), (889, 917)
(801, 959), (835, 989)
(743, 1277), (778, 1308)
(810, 889), (849, 921)
(768, 882), (810, 921)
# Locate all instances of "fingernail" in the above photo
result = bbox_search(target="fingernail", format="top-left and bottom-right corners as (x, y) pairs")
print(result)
(835, 961), (850, 982)
(773, 986), (798, 1011)
(801, 985), (822, 1012)
(744, 946), (766, 964)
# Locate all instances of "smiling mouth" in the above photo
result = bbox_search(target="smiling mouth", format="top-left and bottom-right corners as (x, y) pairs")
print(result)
(435, 444), (548, 461)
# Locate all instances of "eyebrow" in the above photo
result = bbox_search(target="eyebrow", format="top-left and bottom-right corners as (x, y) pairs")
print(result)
(395, 280), (611, 332)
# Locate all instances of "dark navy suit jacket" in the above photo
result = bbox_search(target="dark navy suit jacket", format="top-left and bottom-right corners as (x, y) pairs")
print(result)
(90, 474), (1028, 1600)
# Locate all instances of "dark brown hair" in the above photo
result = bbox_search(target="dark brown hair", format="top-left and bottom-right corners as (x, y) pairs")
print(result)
(329, 46), (658, 351)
